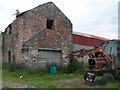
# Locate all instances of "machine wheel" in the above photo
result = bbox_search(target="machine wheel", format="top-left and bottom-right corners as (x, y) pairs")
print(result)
(101, 73), (115, 84)
(114, 69), (119, 79)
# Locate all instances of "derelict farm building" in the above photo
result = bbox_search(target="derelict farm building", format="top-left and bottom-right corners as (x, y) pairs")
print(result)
(2, 2), (72, 69)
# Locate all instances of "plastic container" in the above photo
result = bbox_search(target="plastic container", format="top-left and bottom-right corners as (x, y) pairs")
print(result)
(50, 65), (56, 75)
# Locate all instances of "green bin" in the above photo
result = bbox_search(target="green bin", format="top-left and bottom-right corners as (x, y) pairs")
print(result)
(50, 65), (56, 75)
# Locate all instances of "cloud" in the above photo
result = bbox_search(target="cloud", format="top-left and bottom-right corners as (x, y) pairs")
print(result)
(69, 0), (118, 39)
(0, 0), (119, 39)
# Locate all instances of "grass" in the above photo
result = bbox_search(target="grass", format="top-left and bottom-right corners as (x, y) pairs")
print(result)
(102, 82), (119, 88)
(2, 69), (120, 88)
(2, 69), (84, 88)
(2, 62), (120, 88)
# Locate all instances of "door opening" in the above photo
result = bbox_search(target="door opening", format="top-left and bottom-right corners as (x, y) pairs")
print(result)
(8, 50), (12, 63)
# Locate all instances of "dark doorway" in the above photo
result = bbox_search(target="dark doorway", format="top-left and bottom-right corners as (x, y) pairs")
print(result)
(8, 51), (11, 63)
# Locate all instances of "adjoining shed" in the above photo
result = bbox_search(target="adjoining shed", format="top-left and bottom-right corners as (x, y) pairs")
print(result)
(72, 32), (108, 63)
(73, 32), (108, 51)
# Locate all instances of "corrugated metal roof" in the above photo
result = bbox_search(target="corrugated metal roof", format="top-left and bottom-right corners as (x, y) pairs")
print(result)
(73, 31), (109, 47)
(73, 32), (92, 38)
(73, 31), (108, 41)
(90, 35), (108, 41)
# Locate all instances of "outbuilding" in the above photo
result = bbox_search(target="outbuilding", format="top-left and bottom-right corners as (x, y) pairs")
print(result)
(2, 2), (72, 69)
(73, 32), (108, 51)
(72, 32), (108, 63)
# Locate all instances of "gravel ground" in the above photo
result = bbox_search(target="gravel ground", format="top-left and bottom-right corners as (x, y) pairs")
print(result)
(1, 81), (35, 88)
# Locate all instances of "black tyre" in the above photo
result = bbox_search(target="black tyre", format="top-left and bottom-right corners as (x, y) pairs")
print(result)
(114, 69), (119, 79)
(101, 73), (114, 84)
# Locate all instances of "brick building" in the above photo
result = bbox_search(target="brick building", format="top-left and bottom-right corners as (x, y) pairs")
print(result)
(2, 2), (72, 69)
(0, 33), (2, 67)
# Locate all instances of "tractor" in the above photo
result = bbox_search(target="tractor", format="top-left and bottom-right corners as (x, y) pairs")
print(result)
(65, 40), (120, 85)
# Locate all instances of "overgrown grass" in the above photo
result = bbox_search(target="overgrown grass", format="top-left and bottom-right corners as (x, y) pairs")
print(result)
(102, 82), (119, 88)
(2, 62), (85, 88)
(2, 58), (87, 75)
(2, 63), (48, 75)
(94, 76), (119, 88)
(2, 69), (84, 88)
(2, 69), (120, 88)
(2, 62), (120, 88)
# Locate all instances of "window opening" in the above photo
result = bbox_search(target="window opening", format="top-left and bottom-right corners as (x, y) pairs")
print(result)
(9, 24), (12, 34)
(47, 19), (54, 29)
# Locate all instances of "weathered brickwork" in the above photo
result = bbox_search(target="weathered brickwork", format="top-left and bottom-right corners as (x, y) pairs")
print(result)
(2, 2), (72, 69)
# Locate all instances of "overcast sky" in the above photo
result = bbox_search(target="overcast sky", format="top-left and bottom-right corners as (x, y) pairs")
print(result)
(0, 0), (119, 39)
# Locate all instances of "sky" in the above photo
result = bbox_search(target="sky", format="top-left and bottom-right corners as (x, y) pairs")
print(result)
(0, 0), (119, 39)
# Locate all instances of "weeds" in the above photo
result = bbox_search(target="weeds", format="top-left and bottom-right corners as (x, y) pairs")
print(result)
(2, 63), (48, 75)
(2, 58), (87, 76)
(66, 58), (86, 74)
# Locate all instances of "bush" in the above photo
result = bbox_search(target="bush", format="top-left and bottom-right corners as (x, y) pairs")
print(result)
(2, 63), (9, 70)
(2, 62), (26, 72)
(66, 58), (86, 74)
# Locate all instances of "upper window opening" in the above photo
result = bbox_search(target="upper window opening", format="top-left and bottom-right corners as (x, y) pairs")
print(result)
(47, 19), (54, 29)
(9, 24), (12, 30)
